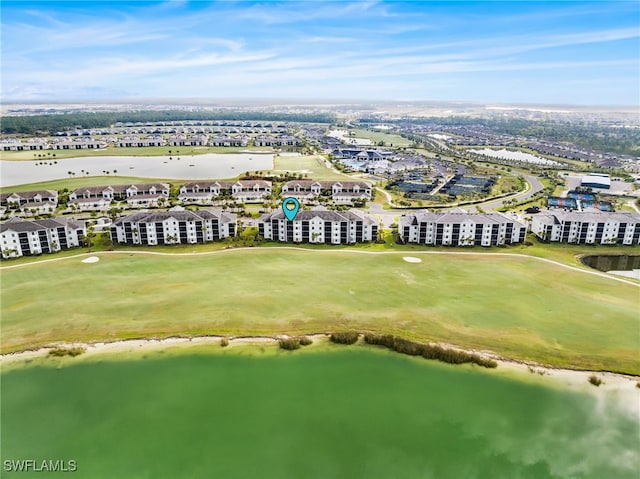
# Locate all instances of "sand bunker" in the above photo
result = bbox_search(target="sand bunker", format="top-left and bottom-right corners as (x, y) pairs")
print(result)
(403, 257), (422, 263)
(81, 256), (100, 264)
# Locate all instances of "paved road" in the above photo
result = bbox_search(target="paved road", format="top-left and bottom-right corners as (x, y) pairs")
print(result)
(468, 172), (544, 211)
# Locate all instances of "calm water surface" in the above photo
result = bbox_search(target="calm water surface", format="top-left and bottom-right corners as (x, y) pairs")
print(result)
(2, 348), (638, 478)
(0, 152), (293, 186)
(581, 254), (640, 272)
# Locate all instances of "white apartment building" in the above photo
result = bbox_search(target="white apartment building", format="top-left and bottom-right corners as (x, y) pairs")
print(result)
(111, 209), (236, 246)
(258, 207), (378, 244)
(1, 217), (86, 259)
(399, 212), (527, 246)
(531, 211), (640, 245)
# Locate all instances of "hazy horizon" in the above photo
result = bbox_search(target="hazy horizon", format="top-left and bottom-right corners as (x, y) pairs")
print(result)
(2, 1), (639, 106)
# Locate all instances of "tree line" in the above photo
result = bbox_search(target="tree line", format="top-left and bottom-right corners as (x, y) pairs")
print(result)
(368, 117), (640, 157)
(1, 110), (336, 135)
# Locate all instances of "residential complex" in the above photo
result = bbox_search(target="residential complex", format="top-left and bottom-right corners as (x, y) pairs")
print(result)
(111, 209), (237, 246)
(399, 212), (527, 246)
(280, 180), (372, 204)
(0, 217), (86, 258)
(1, 190), (59, 216)
(68, 183), (170, 210)
(178, 180), (272, 204)
(258, 207), (378, 244)
(531, 211), (640, 245)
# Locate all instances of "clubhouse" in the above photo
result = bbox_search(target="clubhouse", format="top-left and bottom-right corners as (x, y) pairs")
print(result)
(280, 180), (372, 204)
(531, 211), (640, 245)
(178, 180), (272, 204)
(399, 212), (527, 246)
(111, 208), (237, 246)
(0, 217), (86, 259)
(258, 207), (378, 244)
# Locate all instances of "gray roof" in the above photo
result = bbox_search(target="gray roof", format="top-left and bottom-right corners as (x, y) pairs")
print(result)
(260, 207), (377, 225)
(0, 217), (84, 233)
(399, 211), (525, 228)
(114, 209), (236, 225)
(535, 211), (640, 225)
(71, 183), (169, 195)
(0, 190), (58, 202)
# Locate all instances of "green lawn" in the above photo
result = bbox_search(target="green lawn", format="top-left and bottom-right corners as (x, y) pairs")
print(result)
(272, 154), (353, 180)
(2, 249), (638, 373)
(348, 128), (414, 147)
(0, 175), (187, 194)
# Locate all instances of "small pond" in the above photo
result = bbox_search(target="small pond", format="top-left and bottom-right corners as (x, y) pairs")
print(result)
(581, 255), (640, 277)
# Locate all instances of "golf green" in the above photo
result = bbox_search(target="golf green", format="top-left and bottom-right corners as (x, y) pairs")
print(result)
(2, 347), (638, 478)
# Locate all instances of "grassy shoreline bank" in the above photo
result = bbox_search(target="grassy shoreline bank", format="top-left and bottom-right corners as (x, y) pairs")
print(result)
(3, 334), (639, 385)
(2, 249), (638, 373)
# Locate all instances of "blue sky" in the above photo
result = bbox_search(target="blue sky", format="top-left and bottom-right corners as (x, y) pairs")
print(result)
(2, 1), (639, 105)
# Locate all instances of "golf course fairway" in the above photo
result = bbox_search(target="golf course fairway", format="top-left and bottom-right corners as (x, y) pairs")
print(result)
(2, 249), (638, 373)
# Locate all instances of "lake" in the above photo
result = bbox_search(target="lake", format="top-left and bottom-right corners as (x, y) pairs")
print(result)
(469, 148), (561, 166)
(2, 346), (638, 478)
(0, 152), (295, 187)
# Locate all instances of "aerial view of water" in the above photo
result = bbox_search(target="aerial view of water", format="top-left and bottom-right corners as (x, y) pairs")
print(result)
(469, 148), (562, 166)
(2, 347), (638, 479)
(0, 152), (293, 187)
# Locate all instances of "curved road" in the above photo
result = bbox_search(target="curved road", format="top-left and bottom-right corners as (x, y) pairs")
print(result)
(474, 172), (544, 211)
(372, 171), (544, 215)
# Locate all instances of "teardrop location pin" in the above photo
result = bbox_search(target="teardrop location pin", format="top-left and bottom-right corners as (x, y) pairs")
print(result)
(282, 197), (300, 221)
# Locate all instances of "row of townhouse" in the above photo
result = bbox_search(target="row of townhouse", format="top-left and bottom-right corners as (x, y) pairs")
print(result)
(178, 180), (272, 204)
(118, 135), (165, 147)
(111, 209), (236, 246)
(0, 190), (59, 216)
(258, 207), (378, 244)
(68, 184), (170, 211)
(0, 138), (48, 151)
(168, 134), (209, 146)
(399, 212), (527, 246)
(51, 138), (108, 150)
(280, 180), (371, 204)
(531, 211), (640, 245)
(254, 135), (301, 147)
(209, 135), (249, 147)
(1, 217), (86, 259)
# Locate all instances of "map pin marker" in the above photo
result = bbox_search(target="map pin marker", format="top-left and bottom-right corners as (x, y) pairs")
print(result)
(282, 197), (300, 221)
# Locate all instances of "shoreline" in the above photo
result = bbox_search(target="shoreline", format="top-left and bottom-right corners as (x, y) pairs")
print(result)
(2, 334), (638, 390)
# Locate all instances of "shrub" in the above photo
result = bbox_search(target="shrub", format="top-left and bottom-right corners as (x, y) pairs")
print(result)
(364, 333), (497, 368)
(299, 336), (313, 346)
(48, 346), (86, 357)
(279, 338), (301, 350)
(220, 338), (229, 348)
(588, 375), (603, 387)
(330, 332), (360, 344)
